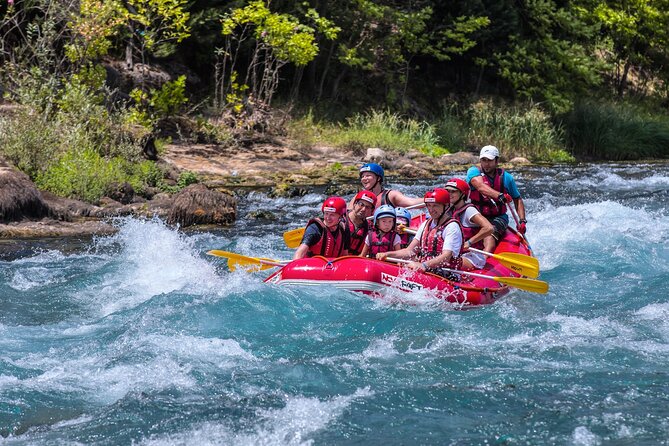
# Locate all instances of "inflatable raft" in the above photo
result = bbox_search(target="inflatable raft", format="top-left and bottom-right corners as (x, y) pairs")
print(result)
(265, 229), (534, 305)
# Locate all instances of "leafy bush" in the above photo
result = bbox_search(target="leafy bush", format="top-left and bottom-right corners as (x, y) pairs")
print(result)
(127, 75), (189, 128)
(563, 101), (669, 160)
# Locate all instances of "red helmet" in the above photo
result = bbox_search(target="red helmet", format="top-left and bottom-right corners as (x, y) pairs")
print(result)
(445, 178), (469, 198)
(423, 188), (450, 205)
(353, 190), (377, 207)
(322, 196), (347, 215)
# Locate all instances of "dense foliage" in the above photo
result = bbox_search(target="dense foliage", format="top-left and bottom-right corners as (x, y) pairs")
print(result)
(1, 0), (668, 202)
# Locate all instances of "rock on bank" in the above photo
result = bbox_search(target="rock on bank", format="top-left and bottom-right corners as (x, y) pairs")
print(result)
(0, 166), (237, 238)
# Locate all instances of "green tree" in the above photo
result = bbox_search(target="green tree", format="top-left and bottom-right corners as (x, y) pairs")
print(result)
(494, 0), (606, 111)
(315, 0), (488, 107)
(576, 0), (669, 96)
(217, 0), (339, 110)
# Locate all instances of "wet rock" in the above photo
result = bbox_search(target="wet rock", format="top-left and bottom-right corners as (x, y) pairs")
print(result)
(269, 183), (308, 198)
(246, 210), (276, 220)
(41, 191), (96, 220)
(441, 152), (479, 165)
(0, 168), (51, 223)
(0, 219), (116, 238)
(106, 181), (135, 204)
(167, 184), (236, 227)
(325, 183), (359, 196)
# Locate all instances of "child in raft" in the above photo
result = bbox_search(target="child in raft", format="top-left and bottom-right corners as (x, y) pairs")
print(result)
(394, 206), (414, 249)
(359, 205), (402, 258)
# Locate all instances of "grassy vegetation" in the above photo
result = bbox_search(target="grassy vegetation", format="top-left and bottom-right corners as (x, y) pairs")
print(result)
(0, 69), (196, 203)
(288, 102), (572, 161)
(563, 101), (669, 160)
(457, 100), (572, 162)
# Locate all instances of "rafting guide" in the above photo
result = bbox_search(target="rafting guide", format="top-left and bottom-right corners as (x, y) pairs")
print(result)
(467, 145), (527, 252)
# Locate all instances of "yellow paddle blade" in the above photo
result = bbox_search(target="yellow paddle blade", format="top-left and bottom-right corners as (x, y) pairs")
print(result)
(494, 275), (549, 294)
(492, 252), (540, 279)
(283, 227), (305, 249)
(206, 250), (285, 272)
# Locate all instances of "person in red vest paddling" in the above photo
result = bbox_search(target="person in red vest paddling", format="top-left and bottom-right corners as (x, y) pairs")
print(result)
(467, 145), (527, 252)
(376, 188), (463, 278)
(445, 178), (494, 270)
(294, 197), (350, 259)
(346, 190), (376, 256)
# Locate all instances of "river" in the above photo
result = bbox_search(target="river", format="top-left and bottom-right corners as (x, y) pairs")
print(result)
(1, 163), (668, 445)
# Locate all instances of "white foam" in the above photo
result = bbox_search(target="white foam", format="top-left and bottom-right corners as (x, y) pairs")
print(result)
(139, 388), (373, 446)
(571, 426), (601, 445)
(84, 217), (228, 316)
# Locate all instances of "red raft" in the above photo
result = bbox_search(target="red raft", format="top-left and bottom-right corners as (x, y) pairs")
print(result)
(265, 229), (533, 305)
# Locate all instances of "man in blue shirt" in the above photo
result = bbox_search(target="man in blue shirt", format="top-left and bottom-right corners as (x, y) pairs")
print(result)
(466, 145), (527, 252)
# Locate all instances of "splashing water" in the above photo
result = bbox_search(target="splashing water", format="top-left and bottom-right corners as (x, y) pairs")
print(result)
(1, 163), (669, 444)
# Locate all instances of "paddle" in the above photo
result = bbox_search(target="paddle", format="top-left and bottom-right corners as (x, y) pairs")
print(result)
(385, 257), (548, 294)
(397, 227), (540, 278)
(206, 250), (288, 272)
(283, 202), (427, 249)
(508, 200), (532, 250)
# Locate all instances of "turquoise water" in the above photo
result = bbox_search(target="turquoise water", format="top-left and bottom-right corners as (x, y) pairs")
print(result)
(1, 163), (669, 445)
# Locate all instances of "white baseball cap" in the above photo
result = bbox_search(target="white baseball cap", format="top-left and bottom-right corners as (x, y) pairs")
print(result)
(479, 145), (499, 159)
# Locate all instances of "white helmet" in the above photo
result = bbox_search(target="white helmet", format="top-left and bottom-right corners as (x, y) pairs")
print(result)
(479, 145), (499, 160)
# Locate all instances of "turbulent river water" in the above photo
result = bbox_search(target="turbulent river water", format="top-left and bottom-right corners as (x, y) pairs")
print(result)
(1, 163), (669, 445)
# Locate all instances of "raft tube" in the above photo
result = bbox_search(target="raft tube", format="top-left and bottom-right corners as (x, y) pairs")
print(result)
(265, 230), (533, 305)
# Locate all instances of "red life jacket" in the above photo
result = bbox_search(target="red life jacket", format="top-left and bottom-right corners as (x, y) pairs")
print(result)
(398, 232), (413, 249)
(346, 215), (369, 256)
(367, 230), (397, 257)
(469, 168), (507, 218)
(418, 217), (463, 270)
(452, 204), (485, 250)
(306, 218), (346, 257)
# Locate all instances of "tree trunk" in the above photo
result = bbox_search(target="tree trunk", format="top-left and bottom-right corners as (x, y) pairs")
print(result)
(617, 60), (631, 97)
(317, 41), (336, 102)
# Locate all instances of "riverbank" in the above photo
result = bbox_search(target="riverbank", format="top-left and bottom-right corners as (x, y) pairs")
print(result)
(0, 134), (531, 240)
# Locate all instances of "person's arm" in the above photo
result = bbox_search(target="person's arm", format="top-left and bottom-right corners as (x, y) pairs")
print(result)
(347, 196), (356, 211)
(376, 237), (419, 261)
(293, 223), (321, 259)
(359, 244), (370, 258)
(464, 211), (493, 250)
(513, 197), (526, 221)
(294, 244), (310, 260)
(388, 190), (424, 208)
(470, 175), (501, 201)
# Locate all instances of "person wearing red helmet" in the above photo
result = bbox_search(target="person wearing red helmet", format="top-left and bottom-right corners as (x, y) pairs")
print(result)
(351, 163), (424, 210)
(345, 190), (376, 256)
(466, 145), (528, 248)
(445, 177), (494, 270)
(294, 196), (350, 259)
(376, 188), (463, 277)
